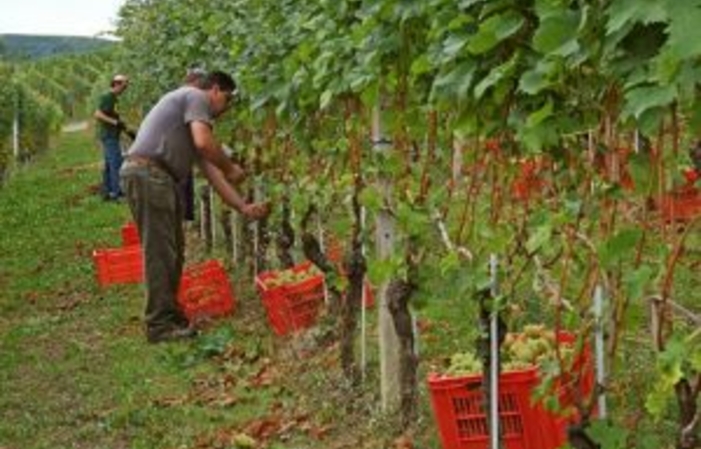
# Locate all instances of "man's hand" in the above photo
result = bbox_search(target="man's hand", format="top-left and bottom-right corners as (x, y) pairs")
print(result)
(240, 202), (270, 220)
(116, 120), (137, 140)
(198, 159), (265, 219)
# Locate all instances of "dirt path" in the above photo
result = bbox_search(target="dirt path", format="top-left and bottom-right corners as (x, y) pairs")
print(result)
(61, 120), (89, 133)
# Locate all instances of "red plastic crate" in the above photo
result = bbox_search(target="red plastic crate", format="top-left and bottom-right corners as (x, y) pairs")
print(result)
(683, 168), (700, 186)
(255, 262), (325, 335)
(428, 332), (594, 449)
(177, 260), (235, 321)
(92, 246), (144, 286)
(428, 368), (545, 449)
(121, 221), (140, 247)
(657, 190), (701, 222)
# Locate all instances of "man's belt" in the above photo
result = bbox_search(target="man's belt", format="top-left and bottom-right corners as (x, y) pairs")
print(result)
(125, 155), (177, 180)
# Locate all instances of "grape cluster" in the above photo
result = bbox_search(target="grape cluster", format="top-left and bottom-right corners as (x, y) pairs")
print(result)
(444, 351), (482, 376)
(263, 264), (322, 288)
(444, 324), (576, 376)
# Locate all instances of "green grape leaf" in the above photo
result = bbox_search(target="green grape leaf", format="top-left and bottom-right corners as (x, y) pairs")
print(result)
(516, 118), (559, 152)
(627, 152), (653, 194)
(666, 0), (701, 59)
(431, 60), (477, 102)
(410, 54), (432, 76)
(359, 186), (383, 212)
(474, 55), (517, 99)
(622, 265), (654, 302)
(598, 229), (642, 269)
(319, 89), (333, 110)
(459, 0), (487, 9)
(442, 34), (469, 59)
(532, 11), (580, 56)
(605, 0), (667, 36)
(587, 421), (629, 449)
(622, 84), (677, 121)
(467, 11), (524, 55)
(396, 202), (430, 236)
(658, 336), (686, 379)
(367, 256), (402, 286)
(653, 48), (681, 84)
(526, 100), (554, 128)
(689, 344), (701, 372)
(637, 106), (667, 137)
(519, 69), (551, 95)
(439, 252), (461, 276)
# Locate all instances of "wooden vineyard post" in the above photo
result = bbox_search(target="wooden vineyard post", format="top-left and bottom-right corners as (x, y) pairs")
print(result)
(373, 99), (402, 412)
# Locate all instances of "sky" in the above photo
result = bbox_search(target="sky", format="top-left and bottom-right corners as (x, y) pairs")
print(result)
(0, 0), (126, 38)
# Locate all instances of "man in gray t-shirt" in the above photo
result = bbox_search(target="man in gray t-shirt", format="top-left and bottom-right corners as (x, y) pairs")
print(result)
(120, 71), (268, 344)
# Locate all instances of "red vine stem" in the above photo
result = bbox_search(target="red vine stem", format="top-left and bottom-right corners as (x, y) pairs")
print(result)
(418, 109), (437, 203)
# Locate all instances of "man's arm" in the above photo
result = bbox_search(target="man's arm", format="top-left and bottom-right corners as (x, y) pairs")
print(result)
(190, 121), (244, 184)
(197, 159), (268, 219)
(94, 109), (119, 127)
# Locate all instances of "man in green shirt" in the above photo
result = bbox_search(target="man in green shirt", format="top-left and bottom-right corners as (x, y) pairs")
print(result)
(94, 74), (130, 201)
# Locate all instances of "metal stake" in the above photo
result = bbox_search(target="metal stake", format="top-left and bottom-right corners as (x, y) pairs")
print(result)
(489, 254), (500, 449)
(594, 284), (608, 418)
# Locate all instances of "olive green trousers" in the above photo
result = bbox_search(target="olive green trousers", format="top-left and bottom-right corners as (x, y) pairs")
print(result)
(120, 161), (188, 334)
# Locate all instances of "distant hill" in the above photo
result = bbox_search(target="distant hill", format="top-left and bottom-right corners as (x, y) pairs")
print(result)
(0, 34), (115, 60)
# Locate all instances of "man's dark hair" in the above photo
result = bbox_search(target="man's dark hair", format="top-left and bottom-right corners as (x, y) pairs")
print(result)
(203, 71), (236, 93)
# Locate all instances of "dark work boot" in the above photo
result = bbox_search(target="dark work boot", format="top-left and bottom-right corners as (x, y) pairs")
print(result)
(147, 325), (198, 344)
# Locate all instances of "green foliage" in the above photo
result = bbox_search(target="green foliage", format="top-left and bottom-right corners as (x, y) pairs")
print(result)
(112, 0), (701, 147)
(0, 64), (15, 177)
(597, 228), (643, 269)
(14, 81), (64, 161)
(111, 2), (701, 445)
(0, 49), (110, 184)
(665, 0), (701, 60)
(17, 50), (113, 118)
(646, 334), (687, 417)
(587, 421), (630, 449)
(622, 265), (655, 301)
(532, 8), (580, 57)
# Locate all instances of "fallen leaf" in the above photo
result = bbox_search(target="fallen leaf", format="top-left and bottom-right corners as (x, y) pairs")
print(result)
(417, 318), (433, 333)
(248, 362), (278, 387)
(152, 396), (187, 408)
(243, 415), (284, 441)
(231, 432), (257, 448)
(393, 434), (414, 449)
(306, 423), (332, 440)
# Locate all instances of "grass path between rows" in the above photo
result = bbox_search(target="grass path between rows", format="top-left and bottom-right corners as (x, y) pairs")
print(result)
(0, 129), (392, 449)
